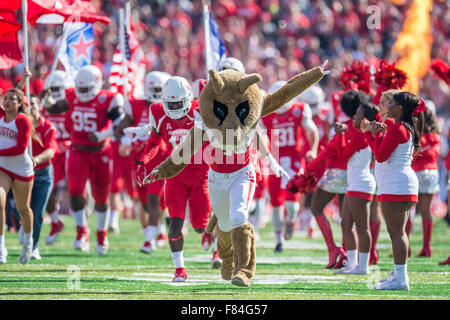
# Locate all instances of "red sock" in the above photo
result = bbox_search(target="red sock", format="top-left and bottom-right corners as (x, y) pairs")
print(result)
(315, 215), (337, 252)
(422, 218), (433, 250)
(370, 221), (381, 252)
(341, 230), (346, 252)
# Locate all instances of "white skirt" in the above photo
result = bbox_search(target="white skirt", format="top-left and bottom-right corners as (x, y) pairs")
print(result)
(416, 169), (440, 194)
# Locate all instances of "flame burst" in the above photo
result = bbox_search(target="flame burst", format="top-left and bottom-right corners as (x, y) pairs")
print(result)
(393, 0), (433, 94)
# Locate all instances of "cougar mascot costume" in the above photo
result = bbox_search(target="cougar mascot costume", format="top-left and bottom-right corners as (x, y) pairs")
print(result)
(141, 64), (325, 286)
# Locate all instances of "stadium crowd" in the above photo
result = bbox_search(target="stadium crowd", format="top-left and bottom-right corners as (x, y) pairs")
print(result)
(0, 0), (449, 290)
(0, 0), (449, 115)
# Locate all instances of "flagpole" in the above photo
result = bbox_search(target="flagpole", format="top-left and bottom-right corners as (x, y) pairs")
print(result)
(203, 4), (211, 80)
(22, 0), (32, 157)
(119, 8), (128, 101)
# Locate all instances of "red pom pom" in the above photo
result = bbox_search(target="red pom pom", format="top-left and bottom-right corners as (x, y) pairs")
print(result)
(287, 171), (318, 194)
(339, 61), (372, 94)
(374, 60), (407, 89)
(430, 58), (450, 85)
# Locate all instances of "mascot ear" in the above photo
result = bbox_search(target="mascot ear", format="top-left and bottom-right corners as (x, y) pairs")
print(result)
(238, 74), (262, 94)
(209, 69), (225, 96)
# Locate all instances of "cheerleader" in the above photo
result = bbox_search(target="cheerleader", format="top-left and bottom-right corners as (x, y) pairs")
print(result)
(334, 102), (379, 275)
(362, 91), (424, 290)
(306, 90), (370, 268)
(411, 106), (440, 257)
(439, 151), (450, 265)
(0, 89), (35, 264)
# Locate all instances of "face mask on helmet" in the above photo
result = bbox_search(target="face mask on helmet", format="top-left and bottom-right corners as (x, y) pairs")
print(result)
(161, 77), (192, 119)
(75, 66), (102, 102)
(46, 70), (68, 101)
(145, 71), (170, 102)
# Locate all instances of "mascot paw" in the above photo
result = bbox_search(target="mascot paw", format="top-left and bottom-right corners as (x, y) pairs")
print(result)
(231, 273), (251, 287)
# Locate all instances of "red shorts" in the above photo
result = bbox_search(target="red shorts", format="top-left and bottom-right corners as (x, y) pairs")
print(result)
(110, 143), (135, 197)
(254, 173), (268, 200)
(268, 174), (301, 207)
(52, 151), (67, 187)
(67, 145), (112, 204)
(164, 172), (211, 230)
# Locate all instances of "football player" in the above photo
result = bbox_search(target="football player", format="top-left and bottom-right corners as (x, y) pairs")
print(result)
(260, 80), (319, 252)
(296, 85), (333, 238)
(114, 71), (171, 253)
(42, 70), (72, 245)
(136, 76), (212, 282)
(43, 65), (125, 255)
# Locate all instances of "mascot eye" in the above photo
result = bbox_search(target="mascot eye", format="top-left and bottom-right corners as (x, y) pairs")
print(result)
(235, 101), (250, 125)
(213, 100), (228, 125)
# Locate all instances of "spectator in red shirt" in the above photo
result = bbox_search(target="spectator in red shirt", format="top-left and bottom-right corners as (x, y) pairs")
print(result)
(10, 93), (58, 261)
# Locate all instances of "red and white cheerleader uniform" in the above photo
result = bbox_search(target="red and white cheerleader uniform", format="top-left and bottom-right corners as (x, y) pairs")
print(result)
(411, 132), (440, 257)
(364, 120), (419, 203)
(412, 132), (440, 194)
(0, 109), (34, 181)
(338, 123), (376, 201)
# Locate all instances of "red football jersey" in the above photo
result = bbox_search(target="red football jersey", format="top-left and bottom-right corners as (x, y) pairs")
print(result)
(65, 88), (117, 147)
(261, 103), (306, 159)
(149, 100), (208, 179)
(42, 109), (70, 154)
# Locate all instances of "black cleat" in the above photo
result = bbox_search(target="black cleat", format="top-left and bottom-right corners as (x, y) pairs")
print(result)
(274, 243), (283, 253)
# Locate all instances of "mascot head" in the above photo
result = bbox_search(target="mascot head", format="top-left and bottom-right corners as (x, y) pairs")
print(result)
(198, 66), (324, 150)
(199, 69), (263, 150)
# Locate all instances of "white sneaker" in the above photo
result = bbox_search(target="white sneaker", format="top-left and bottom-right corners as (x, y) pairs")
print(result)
(108, 224), (120, 235)
(0, 246), (7, 264)
(96, 238), (109, 255)
(31, 248), (42, 260)
(375, 278), (410, 290)
(140, 241), (153, 254)
(347, 266), (369, 275)
(334, 266), (354, 274)
(19, 239), (33, 264)
(18, 226), (24, 245)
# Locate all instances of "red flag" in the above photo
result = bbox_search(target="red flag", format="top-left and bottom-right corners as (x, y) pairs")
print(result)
(0, 12), (23, 69)
(33, 0), (110, 24)
(0, 1), (21, 11)
(0, 12), (22, 36)
(62, 0), (110, 24)
(28, 0), (59, 25)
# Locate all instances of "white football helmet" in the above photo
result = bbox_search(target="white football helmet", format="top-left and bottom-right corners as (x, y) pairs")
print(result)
(74, 65), (102, 102)
(192, 79), (207, 99)
(425, 99), (436, 115)
(269, 81), (292, 114)
(297, 85), (325, 116)
(144, 71), (171, 102)
(161, 76), (192, 119)
(218, 57), (245, 73)
(45, 70), (72, 101)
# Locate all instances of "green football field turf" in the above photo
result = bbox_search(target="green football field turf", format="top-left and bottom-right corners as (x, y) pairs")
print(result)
(0, 213), (449, 300)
